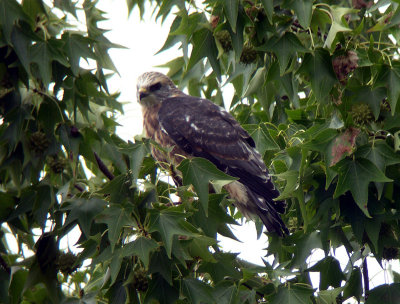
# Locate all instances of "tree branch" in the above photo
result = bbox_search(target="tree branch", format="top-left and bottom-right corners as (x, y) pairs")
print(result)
(94, 152), (114, 180)
(362, 252), (370, 300)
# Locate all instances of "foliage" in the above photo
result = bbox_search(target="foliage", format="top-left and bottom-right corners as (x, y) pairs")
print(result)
(1, 0), (400, 303)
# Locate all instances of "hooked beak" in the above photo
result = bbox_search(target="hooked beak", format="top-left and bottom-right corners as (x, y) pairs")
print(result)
(138, 88), (149, 101)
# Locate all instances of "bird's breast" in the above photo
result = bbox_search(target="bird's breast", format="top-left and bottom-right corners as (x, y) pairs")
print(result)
(142, 105), (162, 139)
(142, 106), (188, 167)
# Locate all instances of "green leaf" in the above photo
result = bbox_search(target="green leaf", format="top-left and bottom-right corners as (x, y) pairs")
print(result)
(243, 66), (266, 97)
(11, 24), (32, 74)
(357, 141), (400, 198)
(258, 32), (308, 75)
(353, 87), (386, 120)
(343, 267), (362, 301)
(324, 6), (356, 49)
(64, 33), (95, 75)
(182, 278), (215, 304)
(228, 12), (244, 61)
(306, 256), (345, 290)
(261, 0), (273, 24)
(0, 0), (29, 43)
(97, 205), (136, 250)
(148, 248), (173, 285)
(124, 140), (148, 181)
(270, 284), (314, 304)
(63, 198), (107, 238)
(292, 0), (313, 29)
(311, 7), (331, 36)
(299, 49), (338, 101)
(170, 11), (204, 37)
(290, 231), (323, 268)
(33, 184), (54, 229)
(187, 28), (221, 79)
(97, 174), (130, 204)
(186, 236), (217, 262)
(54, 0), (77, 17)
(366, 283), (400, 304)
(275, 170), (299, 200)
(387, 66), (400, 115)
(212, 282), (236, 304)
(9, 269), (28, 304)
(359, 141), (400, 168)
(121, 237), (158, 269)
(148, 209), (195, 258)
(365, 217), (381, 252)
(156, 15), (187, 55)
(198, 252), (241, 283)
(222, 0), (239, 33)
(94, 43), (119, 73)
(143, 274), (179, 304)
(243, 124), (280, 155)
(22, 0), (46, 20)
(0, 192), (15, 223)
(317, 287), (344, 304)
(177, 157), (237, 215)
(109, 248), (122, 285)
(29, 41), (69, 85)
(191, 194), (238, 239)
(333, 158), (392, 217)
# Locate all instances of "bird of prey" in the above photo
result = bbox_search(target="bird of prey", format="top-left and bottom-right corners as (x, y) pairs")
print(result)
(136, 71), (288, 236)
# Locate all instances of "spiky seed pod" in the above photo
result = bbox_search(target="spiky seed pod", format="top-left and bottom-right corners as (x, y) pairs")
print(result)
(49, 157), (66, 174)
(332, 51), (359, 84)
(240, 43), (258, 65)
(380, 99), (391, 112)
(57, 252), (79, 275)
(30, 131), (50, 155)
(382, 247), (399, 260)
(351, 103), (373, 126)
(215, 30), (233, 52)
(131, 269), (149, 292)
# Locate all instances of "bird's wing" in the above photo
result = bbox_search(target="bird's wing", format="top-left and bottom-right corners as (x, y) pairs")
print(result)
(158, 96), (285, 214)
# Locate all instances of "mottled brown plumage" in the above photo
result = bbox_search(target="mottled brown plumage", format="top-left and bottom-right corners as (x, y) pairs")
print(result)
(137, 72), (288, 236)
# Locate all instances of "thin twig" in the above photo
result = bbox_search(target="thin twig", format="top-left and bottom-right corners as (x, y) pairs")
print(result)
(74, 184), (85, 192)
(94, 152), (114, 180)
(242, 282), (264, 298)
(362, 249), (370, 300)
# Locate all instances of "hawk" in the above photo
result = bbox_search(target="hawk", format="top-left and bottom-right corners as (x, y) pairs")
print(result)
(137, 71), (288, 236)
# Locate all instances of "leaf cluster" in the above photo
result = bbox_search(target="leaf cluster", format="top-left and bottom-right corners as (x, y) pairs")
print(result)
(1, 0), (400, 303)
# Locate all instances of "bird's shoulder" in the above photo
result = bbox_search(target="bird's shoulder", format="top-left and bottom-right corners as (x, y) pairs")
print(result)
(158, 95), (255, 147)
(160, 95), (217, 114)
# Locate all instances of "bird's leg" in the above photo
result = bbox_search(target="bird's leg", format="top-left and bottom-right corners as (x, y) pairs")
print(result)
(169, 164), (183, 187)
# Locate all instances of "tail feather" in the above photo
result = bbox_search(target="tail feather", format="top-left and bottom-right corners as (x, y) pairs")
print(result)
(246, 187), (289, 236)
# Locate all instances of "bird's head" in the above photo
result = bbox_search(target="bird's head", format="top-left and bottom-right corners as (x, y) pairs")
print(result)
(136, 72), (181, 107)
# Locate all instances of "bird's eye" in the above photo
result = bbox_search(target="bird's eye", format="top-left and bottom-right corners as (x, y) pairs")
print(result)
(149, 82), (162, 92)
